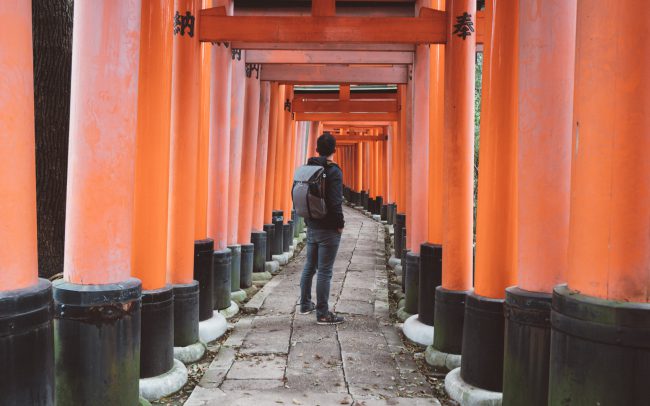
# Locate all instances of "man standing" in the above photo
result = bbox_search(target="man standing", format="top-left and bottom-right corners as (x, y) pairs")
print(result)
(299, 133), (345, 325)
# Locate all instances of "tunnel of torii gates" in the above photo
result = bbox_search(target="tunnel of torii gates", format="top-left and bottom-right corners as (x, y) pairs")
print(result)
(0, 0), (648, 405)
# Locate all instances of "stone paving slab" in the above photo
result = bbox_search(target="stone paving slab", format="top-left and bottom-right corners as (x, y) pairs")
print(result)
(187, 206), (438, 405)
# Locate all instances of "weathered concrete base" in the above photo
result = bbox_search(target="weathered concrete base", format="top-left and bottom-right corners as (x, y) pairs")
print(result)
(198, 312), (228, 344)
(364, 211), (372, 217)
(388, 255), (401, 269)
(272, 253), (289, 265)
(397, 306), (413, 322)
(386, 224), (394, 235)
(139, 359), (188, 401)
(140, 396), (152, 406)
(219, 300), (239, 319)
(265, 261), (280, 274)
(425, 345), (462, 371)
(173, 341), (206, 364)
(397, 297), (405, 308)
(372, 214), (382, 222)
(299, 232), (306, 241)
(445, 367), (503, 406)
(252, 271), (272, 283)
(402, 314), (434, 347)
(231, 289), (247, 303)
(394, 264), (403, 277)
(292, 238), (298, 247)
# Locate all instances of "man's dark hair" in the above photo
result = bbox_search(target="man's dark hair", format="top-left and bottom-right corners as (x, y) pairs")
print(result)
(316, 132), (336, 157)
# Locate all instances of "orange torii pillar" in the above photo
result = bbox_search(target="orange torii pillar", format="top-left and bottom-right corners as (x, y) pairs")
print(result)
(253, 81), (274, 272)
(132, 0), (181, 388)
(265, 83), (282, 258)
(207, 37), (233, 315)
(192, 0), (218, 330)
(401, 0), (431, 331)
(238, 64), (261, 290)
(167, 0), (204, 356)
(283, 117), (297, 247)
(269, 85), (287, 258)
(548, 2), (650, 404)
(450, 0), (518, 399)
(432, 0), (476, 360)
(0, 2), (53, 403)
(501, 1), (576, 404)
(52, 1), (142, 404)
(354, 141), (363, 206)
(277, 86), (295, 255)
(385, 125), (396, 224)
(227, 48), (247, 301)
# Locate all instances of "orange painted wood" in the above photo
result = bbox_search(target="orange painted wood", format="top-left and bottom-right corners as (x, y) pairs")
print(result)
(441, 0), (476, 291)
(517, 0), (575, 293)
(273, 85), (288, 212)
(295, 92), (397, 101)
(0, 0), (38, 290)
(133, 0), (173, 290)
(263, 83), (280, 224)
(356, 142), (363, 192)
(427, 0), (444, 245)
(227, 55), (246, 245)
(476, 10), (485, 44)
(567, 0), (649, 302)
(283, 119), (297, 223)
(334, 135), (387, 142)
(231, 42), (415, 52)
(295, 112), (399, 121)
(292, 100), (398, 113)
(207, 43), (232, 250)
(404, 78), (413, 245)
(238, 74), (261, 244)
(195, 29), (211, 240)
(409, 38), (430, 254)
(253, 82), (271, 230)
(63, 0), (142, 285)
(245, 50), (413, 65)
(312, 0), (336, 16)
(261, 64), (408, 85)
(339, 85), (350, 101)
(200, 11), (447, 44)
(473, 0), (518, 300)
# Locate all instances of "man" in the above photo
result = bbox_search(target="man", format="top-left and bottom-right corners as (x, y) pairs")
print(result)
(299, 133), (345, 325)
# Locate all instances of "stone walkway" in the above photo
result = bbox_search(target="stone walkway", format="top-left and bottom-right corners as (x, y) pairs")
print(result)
(186, 207), (439, 406)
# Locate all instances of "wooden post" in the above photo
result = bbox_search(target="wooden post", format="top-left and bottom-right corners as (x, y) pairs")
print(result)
(227, 52), (246, 245)
(263, 83), (280, 224)
(253, 81), (271, 230)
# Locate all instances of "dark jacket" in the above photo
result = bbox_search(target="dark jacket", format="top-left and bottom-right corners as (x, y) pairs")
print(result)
(303, 156), (345, 230)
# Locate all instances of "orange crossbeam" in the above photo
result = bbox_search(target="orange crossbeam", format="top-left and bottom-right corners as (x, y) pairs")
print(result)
(292, 99), (398, 113)
(200, 7), (447, 44)
(261, 64), (408, 85)
(245, 50), (414, 65)
(335, 135), (388, 142)
(295, 112), (399, 121)
(296, 92), (397, 101)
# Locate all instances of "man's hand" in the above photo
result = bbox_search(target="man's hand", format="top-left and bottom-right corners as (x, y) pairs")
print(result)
(337, 228), (343, 234)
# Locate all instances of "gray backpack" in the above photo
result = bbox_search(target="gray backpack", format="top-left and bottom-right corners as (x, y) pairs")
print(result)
(292, 164), (329, 219)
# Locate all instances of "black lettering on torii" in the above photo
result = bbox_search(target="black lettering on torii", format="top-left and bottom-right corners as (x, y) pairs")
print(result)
(174, 11), (195, 37)
(453, 12), (474, 40)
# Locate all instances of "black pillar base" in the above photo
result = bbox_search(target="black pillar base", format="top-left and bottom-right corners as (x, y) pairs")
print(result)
(140, 285), (174, 378)
(375, 196), (383, 216)
(251, 231), (267, 273)
(460, 291), (505, 392)
(548, 284), (650, 406)
(361, 191), (369, 210)
(212, 250), (232, 311)
(418, 243), (442, 326)
(502, 286), (551, 406)
(194, 238), (214, 321)
(53, 278), (141, 405)
(381, 204), (388, 221)
(1, 279), (53, 405)
(240, 243), (254, 289)
(433, 286), (467, 355)
(404, 252), (420, 314)
(368, 197), (375, 214)
(282, 223), (291, 253)
(394, 213), (406, 258)
(271, 211), (284, 255)
(288, 220), (295, 245)
(401, 246), (409, 294)
(172, 281), (199, 347)
(227, 244), (241, 292)
(262, 224), (274, 261)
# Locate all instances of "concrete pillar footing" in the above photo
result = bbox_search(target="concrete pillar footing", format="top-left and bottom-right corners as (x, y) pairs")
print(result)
(219, 301), (239, 319)
(372, 214), (382, 222)
(252, 271), (273, 283)
(425, 345), (462, 371)
(231, 289), (247, 303)
(445, 368), (503, 406)
(402, 314), (434, 347)
(396, 306), (413, 322)
(394, 264), (403, 277)
(173, 341), (206, 364)
(265, 261), (280, 274)
(139, 359), (188, 401)
(198, 312), (228, 344)
(272, 253), (289, 265)
(388, 255), (401, 269)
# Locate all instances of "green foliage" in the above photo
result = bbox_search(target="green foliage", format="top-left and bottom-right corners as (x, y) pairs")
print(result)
(473, 52), (483, 243)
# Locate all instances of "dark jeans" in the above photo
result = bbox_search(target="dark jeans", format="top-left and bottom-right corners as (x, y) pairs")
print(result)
(300, 228), (342, 318)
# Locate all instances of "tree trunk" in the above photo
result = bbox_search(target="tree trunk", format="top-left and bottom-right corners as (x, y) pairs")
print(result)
(32, 0), (73, 279)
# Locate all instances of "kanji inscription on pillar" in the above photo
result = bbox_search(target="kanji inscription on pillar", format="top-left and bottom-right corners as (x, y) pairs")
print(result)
(173, 11), (195, 37)
(452, 12), (474, 40)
